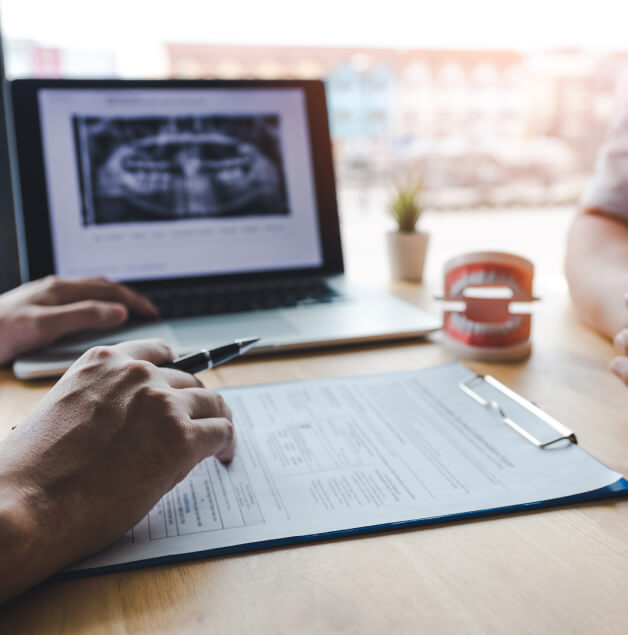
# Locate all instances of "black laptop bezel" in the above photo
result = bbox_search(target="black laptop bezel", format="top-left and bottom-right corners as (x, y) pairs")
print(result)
(10, 78), (344, 289)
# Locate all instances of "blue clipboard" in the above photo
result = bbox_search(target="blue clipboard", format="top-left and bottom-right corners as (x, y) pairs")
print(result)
(56, 477), (628, 580)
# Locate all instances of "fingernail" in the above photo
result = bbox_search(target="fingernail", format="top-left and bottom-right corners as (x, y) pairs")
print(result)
(106, 304), (127, 321)
(145, 300), (159, 316)
(614, 330), (628, 354)
(610, 357), (623, 376)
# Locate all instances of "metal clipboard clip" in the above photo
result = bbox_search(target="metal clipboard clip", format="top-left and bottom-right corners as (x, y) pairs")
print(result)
(458, 374), (577, 449)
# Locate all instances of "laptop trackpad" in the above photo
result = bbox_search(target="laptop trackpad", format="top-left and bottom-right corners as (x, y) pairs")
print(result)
(172, 312), (297, 350)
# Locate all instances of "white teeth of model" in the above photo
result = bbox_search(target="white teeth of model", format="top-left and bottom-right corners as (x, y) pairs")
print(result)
(511, 315), (523, 329)
(497, 274), (522, 296)
(450, 314), (523, 335)
(450, 279), (463, 297)
(450, 269), (525, 299)
(493, 273), (524, 296)
(450, 276), (471, 297)
(475, 322), (488, 334)
(451, 312), (465, 331)
(451, 270), (501, 296)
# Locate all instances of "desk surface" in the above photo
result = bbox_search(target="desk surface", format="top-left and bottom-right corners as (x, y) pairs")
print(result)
(1, 209), (627, 633)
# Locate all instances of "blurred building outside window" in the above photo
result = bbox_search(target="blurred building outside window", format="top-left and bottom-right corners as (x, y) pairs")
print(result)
(2, 32), (628, 215)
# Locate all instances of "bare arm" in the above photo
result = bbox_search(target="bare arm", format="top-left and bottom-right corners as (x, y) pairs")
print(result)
(565, 209), (628, 339)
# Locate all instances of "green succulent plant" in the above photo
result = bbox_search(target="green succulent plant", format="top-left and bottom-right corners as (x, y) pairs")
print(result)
(390, 176), (423, 233)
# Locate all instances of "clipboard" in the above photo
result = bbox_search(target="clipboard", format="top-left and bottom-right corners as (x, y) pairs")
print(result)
(58, 362), (628, 579)
(458, 373), (578, 449)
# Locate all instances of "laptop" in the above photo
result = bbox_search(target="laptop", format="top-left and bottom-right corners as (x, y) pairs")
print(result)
(9, 79), (440, 379)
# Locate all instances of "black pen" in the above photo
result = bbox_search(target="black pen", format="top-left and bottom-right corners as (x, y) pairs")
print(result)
(163, 337), (260, 375)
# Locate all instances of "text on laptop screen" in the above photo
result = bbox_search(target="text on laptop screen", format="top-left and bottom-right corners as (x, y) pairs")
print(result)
(37, 88), (323, 281)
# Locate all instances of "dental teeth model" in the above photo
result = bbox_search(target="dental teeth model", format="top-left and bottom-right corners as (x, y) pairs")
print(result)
(438, 251), (537, 361)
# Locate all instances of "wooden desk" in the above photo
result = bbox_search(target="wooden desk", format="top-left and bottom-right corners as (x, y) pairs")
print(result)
(1, 206), (627, 632)
(0, 282), (626, 634)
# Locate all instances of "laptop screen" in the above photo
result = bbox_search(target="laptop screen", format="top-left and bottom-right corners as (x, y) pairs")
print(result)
(36, 87), (323, 282)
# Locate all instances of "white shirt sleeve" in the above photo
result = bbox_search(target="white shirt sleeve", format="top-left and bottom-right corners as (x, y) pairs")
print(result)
(580, 105), (628, 221)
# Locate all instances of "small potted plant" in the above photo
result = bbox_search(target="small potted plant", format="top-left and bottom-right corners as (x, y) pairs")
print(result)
(387, 176), (429, 282)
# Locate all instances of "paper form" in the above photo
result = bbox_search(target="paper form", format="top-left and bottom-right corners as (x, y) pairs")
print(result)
(70, 362), (622, 572)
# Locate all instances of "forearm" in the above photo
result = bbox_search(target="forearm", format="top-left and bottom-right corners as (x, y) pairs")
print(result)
(0, 480), (44, 604)
(565, 209), (628, 338)
(0, 445), (77, 604)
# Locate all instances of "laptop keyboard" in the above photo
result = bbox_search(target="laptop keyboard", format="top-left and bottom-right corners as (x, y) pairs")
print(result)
(145, 280), (342, 319)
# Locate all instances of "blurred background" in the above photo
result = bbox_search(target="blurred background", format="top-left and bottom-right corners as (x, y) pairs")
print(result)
(1, 0), (626, 288)
(3, 0), (627, 212)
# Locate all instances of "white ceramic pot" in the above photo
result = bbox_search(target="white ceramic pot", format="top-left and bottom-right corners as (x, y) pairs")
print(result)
(386, 230), (429, 282)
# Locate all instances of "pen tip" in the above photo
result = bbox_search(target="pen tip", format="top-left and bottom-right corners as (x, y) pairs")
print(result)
(237, 336), (260, 349)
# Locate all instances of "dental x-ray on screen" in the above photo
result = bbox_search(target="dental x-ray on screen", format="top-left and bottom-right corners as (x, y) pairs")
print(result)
(73, 114), (290, 225)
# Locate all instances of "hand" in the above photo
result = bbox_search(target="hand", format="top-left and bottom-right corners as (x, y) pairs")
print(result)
(0, 276), (158, 365)
(0, 339), (235, 603)
(609, 295), (628, 386)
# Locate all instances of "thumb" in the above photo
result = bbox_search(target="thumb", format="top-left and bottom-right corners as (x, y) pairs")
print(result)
(34, 300), (128, 345)
(189, 417), (236, 465)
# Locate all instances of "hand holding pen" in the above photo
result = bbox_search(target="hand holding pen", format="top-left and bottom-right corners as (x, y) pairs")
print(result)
(11, 337), (259, 433)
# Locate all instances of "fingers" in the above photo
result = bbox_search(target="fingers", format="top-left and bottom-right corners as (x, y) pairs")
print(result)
(158, 368), (203, 389)
(614, 329), (628, 356)
(177, 388), (232, 420)
(113, 339), (175, 365)
(609, 328), (628, 385)
(610, 356), (628, 386)
(33, 301), (128, 344)
(40, 276), (158, 317)
(188, 417), (236, 464)
(176, 389), (235, 463)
